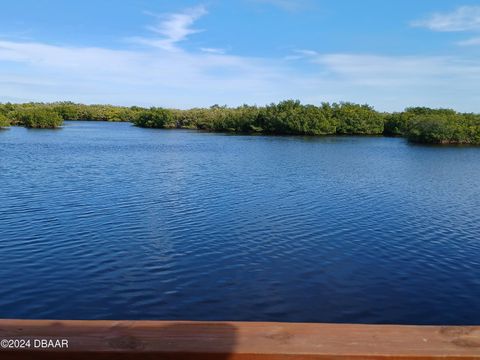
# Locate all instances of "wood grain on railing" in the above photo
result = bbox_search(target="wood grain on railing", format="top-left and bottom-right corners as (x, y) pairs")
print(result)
(0, 320), (479, 359)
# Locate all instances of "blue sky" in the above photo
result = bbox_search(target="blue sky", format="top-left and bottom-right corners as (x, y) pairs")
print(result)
(1, 0), (480, 111)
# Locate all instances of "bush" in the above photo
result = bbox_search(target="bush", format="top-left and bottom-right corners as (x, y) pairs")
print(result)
(3, 101), (479, 145)
(15, 108), (63, 128)
(333, 103), (384, 135)
(131, 108), (175, 128)
(257, 100), (337, 135)
(210, 106), (261, 133)
(0, 113), (10, 128)
(384, 112), (411, 136)
(407, 113), (480, 144)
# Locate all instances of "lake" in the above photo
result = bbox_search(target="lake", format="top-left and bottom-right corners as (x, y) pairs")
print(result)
(1, 121), (479, 324)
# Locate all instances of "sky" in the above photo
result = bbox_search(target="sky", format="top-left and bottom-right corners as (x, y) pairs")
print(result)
(0, 0), (480, 111)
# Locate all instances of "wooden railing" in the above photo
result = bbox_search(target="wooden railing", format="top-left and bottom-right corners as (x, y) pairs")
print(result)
(0, 320), (479, 359)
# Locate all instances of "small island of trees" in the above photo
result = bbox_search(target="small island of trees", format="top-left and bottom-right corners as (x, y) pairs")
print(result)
(0, 100), (479, 144)
(15, 107), (64, 129)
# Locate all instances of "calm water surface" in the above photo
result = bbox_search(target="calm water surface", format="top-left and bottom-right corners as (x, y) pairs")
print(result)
(1, 121), (479, 324)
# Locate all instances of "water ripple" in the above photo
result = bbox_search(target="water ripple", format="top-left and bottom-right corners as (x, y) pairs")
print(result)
(0, 121), (480, 324)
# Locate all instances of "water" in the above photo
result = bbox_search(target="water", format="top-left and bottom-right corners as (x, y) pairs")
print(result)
(1, 121), (479, 324)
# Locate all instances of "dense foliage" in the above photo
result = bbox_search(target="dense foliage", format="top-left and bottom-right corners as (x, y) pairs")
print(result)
(1, 101), (479, 144)
(257, 101), (336, 135)
(384, 107), (457, 137)
(52, 102), (140, 122)
(0, 113), (10, 128)
(407, 113), (480, 144)
(167, 101), (383, 136)
(131, 108), (175, 128)
(13, 107), (64, 128)
(333, 103), (384, 135)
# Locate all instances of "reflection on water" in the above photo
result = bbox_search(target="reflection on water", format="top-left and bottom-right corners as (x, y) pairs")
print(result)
(0, 121), (479, 324)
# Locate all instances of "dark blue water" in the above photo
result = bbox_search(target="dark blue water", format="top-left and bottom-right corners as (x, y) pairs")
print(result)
(1, 121), (479, 324)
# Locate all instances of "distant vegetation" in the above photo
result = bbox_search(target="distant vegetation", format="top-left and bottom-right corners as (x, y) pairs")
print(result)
(0, 103), (63, 128)
(1, 101), (479, 144)
(133, 108), (174, 128)
(15, 108), (64, 129)
(384, 107), (480, 144)
(0, 113), (9, 128)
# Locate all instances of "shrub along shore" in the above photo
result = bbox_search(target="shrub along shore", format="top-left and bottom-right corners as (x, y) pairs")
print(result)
(1, 101), (479, 145)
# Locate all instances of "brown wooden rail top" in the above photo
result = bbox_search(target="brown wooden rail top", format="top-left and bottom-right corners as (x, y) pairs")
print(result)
(0, 319), (479, 359)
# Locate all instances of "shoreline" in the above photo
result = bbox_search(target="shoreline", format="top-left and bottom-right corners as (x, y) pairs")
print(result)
(1, 100), (480, 145)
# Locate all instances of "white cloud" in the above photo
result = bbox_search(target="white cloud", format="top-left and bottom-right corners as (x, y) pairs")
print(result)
(2, 39), (480, 112)
(457, 36), (480, 46)
(295, 49), (319, 57)
(200, 47), (226, 54)
(1, 7), (480, 112)
(313, 54), (459, 82)
(284, 49), (319, 61)
(129, 6), (207, 51)
(249, 0), (308, 11)
(412, 6), (480, 32)
(0, 39), (296, 108)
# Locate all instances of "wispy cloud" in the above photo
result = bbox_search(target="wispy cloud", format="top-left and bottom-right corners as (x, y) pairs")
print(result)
(2, 38), (480, 111)
(248, 0), (309, 12)
(284, 49), (318, 61)
(312, 54), (480, 86)
(1, 7), (480, 112)
(457, 36), (480, 46)
(129, 5), (207, 51)
(200, 47), (226, 54)
(412, 6), (480, 32)
(0, 39), (294, 108)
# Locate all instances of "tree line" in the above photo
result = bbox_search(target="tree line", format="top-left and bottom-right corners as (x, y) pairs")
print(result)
(1, 101), (479, 144)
